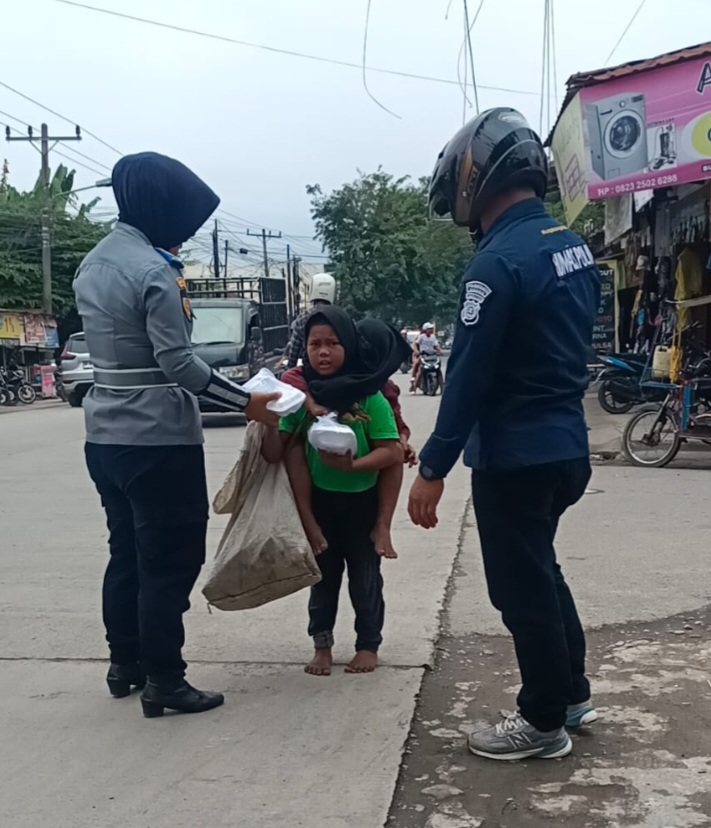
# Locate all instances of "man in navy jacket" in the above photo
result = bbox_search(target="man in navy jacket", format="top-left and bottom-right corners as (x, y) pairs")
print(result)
(409, 109), (600, 761)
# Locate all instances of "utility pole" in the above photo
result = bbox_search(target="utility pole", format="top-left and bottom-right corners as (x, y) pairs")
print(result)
(285, 244), (293, 321)
(212, 219), (220, 279)
(293, 255), (302, 315)
(6, 123), (82, 314)
(246, 228), (282, 279)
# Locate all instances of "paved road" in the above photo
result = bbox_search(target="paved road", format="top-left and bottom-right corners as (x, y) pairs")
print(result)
(0, 385), (469, 828)
(2, 390), (710, 828)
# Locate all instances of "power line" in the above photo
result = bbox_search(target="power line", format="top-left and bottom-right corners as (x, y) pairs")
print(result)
(3, 118), (115, 172)
(51, 143), (111, 172)
(362, 0), (400, 119)
(51, 149), (106, 177)
(51, 0), (540, 97)
(605, 0), (649, 64)
(462, 0), (481, 114)
(0, 79), (122, 155)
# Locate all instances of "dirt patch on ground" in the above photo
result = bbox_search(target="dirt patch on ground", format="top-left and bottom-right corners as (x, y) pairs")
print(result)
(388, 608), (711, 828)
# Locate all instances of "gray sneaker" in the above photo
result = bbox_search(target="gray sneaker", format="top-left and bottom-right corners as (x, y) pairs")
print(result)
(467, 712), (573, 761)
(566, 700), (598, 728)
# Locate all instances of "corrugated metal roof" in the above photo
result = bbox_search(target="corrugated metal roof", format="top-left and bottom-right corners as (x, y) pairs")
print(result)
(567, 40), (711, 89)
(545, 40), (711, 145)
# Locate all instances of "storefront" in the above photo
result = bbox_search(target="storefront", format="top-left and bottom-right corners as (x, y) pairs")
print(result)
(550, 41), (711, 361)
(0, 309), (60, 389)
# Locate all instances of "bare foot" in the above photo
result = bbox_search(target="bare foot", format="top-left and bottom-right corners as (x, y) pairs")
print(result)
(304, 521), (328, 556)
(305, 648), (332, 676)
(372, 523), (398, 559)
(345, 651), (378, 673)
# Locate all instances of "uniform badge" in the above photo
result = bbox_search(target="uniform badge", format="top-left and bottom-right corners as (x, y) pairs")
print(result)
(460, 281), (491, 326)
(176, 275), (193, 321)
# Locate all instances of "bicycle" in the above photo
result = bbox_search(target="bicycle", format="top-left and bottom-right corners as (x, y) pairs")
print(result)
(622, 375), (711, 467)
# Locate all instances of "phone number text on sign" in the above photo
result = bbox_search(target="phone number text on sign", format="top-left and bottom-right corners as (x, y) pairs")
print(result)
(592, 174), (678, 199)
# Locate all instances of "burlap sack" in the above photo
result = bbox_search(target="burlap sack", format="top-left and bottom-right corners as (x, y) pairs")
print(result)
(203, 422), (321, 610)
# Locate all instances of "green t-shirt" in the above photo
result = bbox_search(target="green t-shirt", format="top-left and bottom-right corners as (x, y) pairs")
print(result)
(279, 391), (399, 493)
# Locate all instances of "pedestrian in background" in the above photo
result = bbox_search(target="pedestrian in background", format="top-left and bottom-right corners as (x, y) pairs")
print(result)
(408, 110), (600, 761)
(74, 152), (280, 718)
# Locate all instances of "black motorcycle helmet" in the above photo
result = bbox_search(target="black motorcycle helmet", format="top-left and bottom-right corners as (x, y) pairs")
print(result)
(429, 108), (548, 233)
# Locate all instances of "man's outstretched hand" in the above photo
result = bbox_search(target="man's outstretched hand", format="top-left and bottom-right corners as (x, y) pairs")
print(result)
(245, 392), (281, 428)
(408, 475), (444, 529)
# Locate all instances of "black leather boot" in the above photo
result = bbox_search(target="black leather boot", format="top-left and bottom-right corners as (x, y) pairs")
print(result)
(140, 680), (225, 718)
(106, 663), (146, 698)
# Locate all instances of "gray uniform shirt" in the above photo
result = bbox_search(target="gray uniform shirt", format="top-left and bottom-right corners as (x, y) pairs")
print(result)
(74, 223), (212, 445)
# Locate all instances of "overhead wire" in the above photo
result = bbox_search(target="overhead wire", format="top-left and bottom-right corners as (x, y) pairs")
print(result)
(455, 0), (484, 118)
(361, 0), (400, 119)
(0, 79), (122, 155)
(50, 0), (539, 97)
(1, 109), (112, 172)
(605, 0), (650, 64)
(550, 0), (559, 114)
(462, 0), (481, 115)
(460, 11), (470, 123)
(539, 0), (549, 136)
(538, 0), (560, 139)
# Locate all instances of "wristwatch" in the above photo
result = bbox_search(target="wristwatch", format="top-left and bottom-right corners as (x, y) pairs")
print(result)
(419, 464), (442, 482)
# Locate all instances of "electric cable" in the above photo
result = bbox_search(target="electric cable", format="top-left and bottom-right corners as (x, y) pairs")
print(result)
(539, 0), (549, 136)
(49, 0), (539, 96)
(0, 79), (122, 155)
(362, 0), (400, 119)
(605, 0), (650, 64)
(462, 0), (481, 114)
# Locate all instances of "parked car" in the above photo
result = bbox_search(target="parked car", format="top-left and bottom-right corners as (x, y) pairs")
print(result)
(60, 332), (93, 407)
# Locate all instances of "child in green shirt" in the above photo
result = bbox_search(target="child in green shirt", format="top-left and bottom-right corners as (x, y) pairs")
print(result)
(262, 306), (402, 676)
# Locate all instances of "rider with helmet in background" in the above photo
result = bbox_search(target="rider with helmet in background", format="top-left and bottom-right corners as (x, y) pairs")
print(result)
(408, 109), (600, 762)
(410, 322), (443, 394)
(285, 273), (336, 367)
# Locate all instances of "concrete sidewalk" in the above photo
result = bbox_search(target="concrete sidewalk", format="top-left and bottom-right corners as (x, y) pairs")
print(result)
(585, 394), (625, 457)
(389, 462), (711, 828)
(0, 392), (469, 828)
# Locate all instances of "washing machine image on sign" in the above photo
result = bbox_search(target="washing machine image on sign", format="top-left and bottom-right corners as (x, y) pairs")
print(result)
(586, 93), (648, 180)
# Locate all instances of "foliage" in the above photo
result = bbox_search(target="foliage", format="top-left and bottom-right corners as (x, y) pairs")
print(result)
(544, 185), (605, 241)
(0, 162), (109, 338)
(306, 170), (472, 327)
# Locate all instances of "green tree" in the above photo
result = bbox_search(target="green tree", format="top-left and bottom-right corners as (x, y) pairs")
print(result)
(307, 170), (472, 327)
(544, 185), (605, 241)
(0, 162), (109, 339)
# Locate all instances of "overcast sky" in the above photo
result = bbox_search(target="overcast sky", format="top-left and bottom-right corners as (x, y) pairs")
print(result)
(2, 0), (709, 261)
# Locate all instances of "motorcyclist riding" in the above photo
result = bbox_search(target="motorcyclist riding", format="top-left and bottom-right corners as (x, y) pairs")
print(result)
(410, 322), (443, 394)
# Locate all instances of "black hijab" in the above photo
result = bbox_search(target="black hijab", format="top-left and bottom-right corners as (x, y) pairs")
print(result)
(112, 152), (220, 250)
(303, 306), (411, 412)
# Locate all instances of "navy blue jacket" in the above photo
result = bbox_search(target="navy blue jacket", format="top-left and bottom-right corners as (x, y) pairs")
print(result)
(419, 198), (599, 477)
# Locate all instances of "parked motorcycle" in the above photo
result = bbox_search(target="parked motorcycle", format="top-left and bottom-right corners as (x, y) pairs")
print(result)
(418, 354), (441, 396)
(0, 366), (36, 405)
(596, 353), (657, 414)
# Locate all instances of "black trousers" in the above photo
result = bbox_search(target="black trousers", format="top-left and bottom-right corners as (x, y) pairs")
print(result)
(85, 443), (209, 682)
(308, 487), (384, 652)
(471, 458), (591, 732)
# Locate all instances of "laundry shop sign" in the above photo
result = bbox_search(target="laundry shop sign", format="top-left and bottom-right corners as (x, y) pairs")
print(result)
(552, 54), (711, 223)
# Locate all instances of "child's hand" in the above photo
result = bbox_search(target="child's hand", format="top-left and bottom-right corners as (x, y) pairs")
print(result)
(400, 434), (417, 467)
(318, 450), (354, 472)
(305, 393), (330, 418)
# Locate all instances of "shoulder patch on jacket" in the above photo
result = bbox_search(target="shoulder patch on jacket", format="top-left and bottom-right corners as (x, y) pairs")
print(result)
(460, 281), (492, 326)
(176, 275), (193, 321)
(550, 244), (594, 279)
